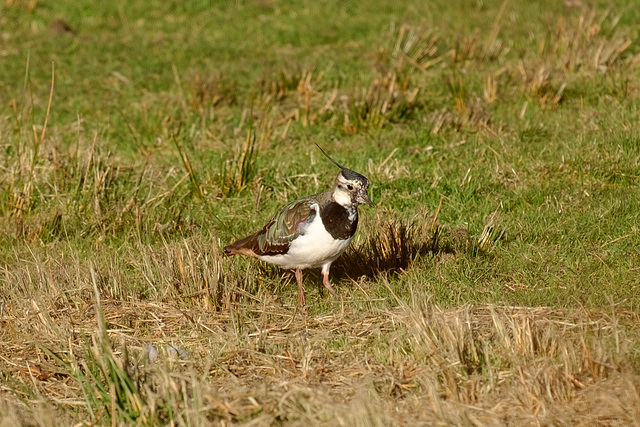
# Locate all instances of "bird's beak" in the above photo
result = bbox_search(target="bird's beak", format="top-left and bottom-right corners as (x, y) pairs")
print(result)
(359, 193), (373, 207)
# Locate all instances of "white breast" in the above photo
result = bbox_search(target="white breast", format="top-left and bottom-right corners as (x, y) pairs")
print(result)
(258, 203), (352, 271)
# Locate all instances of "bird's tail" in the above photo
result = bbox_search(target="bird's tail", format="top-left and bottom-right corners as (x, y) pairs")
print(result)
(223, 234), (260, 256)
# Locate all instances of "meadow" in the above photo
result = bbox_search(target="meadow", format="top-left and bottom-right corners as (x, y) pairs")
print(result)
(1, 0), (640, 425)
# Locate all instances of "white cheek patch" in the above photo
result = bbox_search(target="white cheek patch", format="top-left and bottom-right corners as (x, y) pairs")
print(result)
(333, 189), (351, 206)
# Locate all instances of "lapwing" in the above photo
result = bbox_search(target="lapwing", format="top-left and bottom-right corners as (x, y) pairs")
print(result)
(224, 145), (373, 306)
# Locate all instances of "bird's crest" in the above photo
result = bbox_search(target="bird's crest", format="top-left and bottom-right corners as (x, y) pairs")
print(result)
(315, 143), (345, 170)
(315, 143), (369, 184)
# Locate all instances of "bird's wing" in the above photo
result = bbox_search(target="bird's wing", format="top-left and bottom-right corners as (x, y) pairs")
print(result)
(255, 198), (318, 255)
(224, 196), (321, 257)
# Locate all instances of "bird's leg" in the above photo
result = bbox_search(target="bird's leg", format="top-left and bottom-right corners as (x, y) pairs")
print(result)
(322, 272), (338, 298)
(295, 268), (305, 306)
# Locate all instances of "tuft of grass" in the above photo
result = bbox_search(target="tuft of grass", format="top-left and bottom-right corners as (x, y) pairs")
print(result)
(172, 134), (203, 200)
(187, 72), (238, 110)
(219, 129), (259, 196)
(389, 23), (445, 72)
(342, 72), (420, 134)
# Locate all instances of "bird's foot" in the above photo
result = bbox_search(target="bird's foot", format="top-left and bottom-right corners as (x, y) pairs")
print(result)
(322, 273), (338, 298)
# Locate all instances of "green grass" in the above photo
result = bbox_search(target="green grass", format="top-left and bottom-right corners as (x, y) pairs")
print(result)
(1, 0), (640, 424)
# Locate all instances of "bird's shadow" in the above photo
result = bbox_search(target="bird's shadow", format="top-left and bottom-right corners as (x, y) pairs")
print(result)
(329, 220), (476, 284)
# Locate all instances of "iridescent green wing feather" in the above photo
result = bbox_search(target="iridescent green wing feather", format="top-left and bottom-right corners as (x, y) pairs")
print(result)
(255, 197), (318, 255)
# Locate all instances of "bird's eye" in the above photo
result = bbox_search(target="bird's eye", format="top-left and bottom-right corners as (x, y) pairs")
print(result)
(347, 184), (354, 191)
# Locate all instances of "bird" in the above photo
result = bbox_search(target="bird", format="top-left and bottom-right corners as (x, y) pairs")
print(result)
(224, 145), (373, 306)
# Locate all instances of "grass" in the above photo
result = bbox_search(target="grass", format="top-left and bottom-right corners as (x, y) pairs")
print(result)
(1, 0), (640, 424)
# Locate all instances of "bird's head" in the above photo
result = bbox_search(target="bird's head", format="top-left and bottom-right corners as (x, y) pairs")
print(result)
(332, 168), (372, 207)
(315, 143), (373, 208)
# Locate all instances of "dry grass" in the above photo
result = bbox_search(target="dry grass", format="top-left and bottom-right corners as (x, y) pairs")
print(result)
(2, 265), (640, 425)
(1, 225), (639, 425)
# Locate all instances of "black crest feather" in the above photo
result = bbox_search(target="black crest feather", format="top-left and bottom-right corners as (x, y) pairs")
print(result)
(315, 143), (369, 183)
(315, 143), (344, 169)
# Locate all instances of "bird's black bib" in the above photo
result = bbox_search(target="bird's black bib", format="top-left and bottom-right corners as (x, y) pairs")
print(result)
(320, 201), (358, 240)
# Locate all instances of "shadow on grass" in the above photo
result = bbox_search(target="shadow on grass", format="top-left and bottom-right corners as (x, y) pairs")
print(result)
(330, 219), (477, 282)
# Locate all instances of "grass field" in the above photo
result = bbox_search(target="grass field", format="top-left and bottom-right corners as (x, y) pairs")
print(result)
(1, 0), (640, 425)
